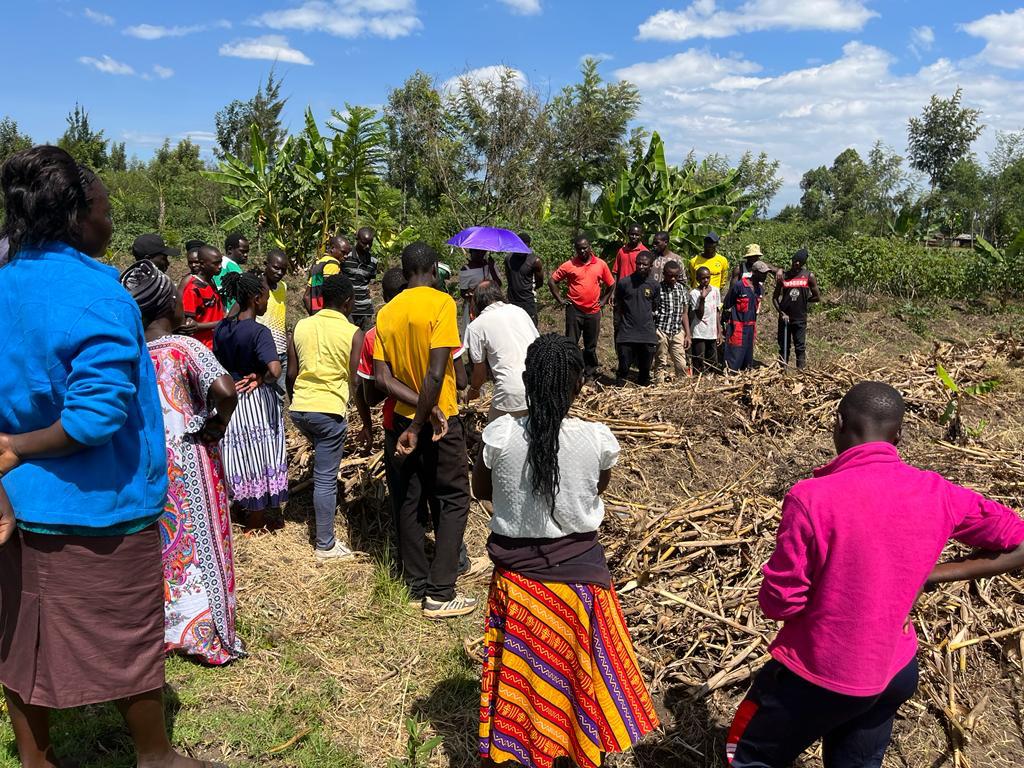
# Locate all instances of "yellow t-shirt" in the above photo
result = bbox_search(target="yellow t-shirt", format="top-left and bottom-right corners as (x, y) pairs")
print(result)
(256, 280), (288, 354)
(689, 254), (730, 290)
(373, 286), (460, 419)
(290, 309), (358, 416)
(307, 255), (342, 286)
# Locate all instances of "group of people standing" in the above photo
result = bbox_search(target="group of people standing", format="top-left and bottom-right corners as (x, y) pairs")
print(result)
(2, 144), (1024, 768)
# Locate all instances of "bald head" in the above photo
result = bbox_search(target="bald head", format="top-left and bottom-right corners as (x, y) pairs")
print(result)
(834, 381), (905, 453)
(473, 279), (504, 314)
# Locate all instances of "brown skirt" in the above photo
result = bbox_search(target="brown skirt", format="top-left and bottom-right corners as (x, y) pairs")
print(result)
(0, 525), (165, 708)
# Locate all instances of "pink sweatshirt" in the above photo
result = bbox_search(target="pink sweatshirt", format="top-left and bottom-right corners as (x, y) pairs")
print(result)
(761, 441), (1024, 696)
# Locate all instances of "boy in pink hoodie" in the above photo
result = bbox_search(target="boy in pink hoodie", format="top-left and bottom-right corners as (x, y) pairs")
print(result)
(727, 381), (1024, 768)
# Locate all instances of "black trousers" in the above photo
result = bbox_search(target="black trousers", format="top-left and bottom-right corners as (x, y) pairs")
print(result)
(690, 338), (718, 373)
(384, 414), (470, 602)
(615, 342), (656, 385)
(565, 304), (602, 376)
(778, 320), (807, 368)
(727, 659), (918, 768)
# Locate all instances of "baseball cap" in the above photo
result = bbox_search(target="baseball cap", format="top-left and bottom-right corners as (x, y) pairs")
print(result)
(132, 233), (179, 260)
(751, 260), (772, 274)
(704, 231), (720, 243)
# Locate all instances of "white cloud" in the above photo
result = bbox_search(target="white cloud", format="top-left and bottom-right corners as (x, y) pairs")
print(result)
(123, 20), (231, 40)
(962, 8), (1024, 69)
(219, 35), (314, 65)
(255, 0), (422, 40)
(614, 41), (1024, 210)
(442, 65), (528, 95)
(499, 0), (541, 15)
(152, 65), (174, 79)
(78, 54), (135, 76)
(909, 25), (934, 59)
(637, 0), (877, 41)
(122, 130), (219, 147)
(84, 8), (115, 26)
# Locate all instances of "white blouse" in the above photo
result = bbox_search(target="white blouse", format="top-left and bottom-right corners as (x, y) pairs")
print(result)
(482, 415), (620, 539)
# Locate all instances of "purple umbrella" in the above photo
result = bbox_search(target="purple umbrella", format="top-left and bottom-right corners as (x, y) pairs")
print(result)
(446, 226), (532, 254)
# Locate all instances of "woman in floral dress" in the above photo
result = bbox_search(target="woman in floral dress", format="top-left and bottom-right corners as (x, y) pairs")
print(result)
(122, 259), (245, 665)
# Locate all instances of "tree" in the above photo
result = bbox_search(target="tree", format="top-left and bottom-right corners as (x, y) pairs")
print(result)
(108, 141), (127, 172)
(328, 105), (389, 227)
(863, 141), (914, 234)
(0, 117), (32, 163)
(214, 69), (288, 165)
(907, 88), (984, 191)
(546, 58), (641, 233)
(799, 165), (835, 221)
(58, 104), (107, 168)
(735, 151), (782, 218)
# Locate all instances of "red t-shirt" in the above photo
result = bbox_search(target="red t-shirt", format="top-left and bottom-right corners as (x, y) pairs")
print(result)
(358, 326), (465, 432)
(613, 243), (648, 279)
(181, 276), (224, 349)
(551, 255), (615, 314)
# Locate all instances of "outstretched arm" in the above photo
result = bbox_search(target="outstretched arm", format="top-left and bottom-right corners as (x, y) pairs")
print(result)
(927, 543), (1024, 586)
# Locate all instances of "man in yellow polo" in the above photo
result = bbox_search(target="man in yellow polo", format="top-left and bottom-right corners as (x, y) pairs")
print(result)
(688, 232), (730, 291)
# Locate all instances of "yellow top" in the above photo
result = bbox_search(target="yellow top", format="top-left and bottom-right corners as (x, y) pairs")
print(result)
(307, 254), (342, 285)
(256, 280), (288, 354)
(373, 286), (460, 419)
(689, 253), (731, 290)
(290, 309), (358, 416)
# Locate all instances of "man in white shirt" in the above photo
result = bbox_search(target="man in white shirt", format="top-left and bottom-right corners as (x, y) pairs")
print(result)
(464, 280), (539, 422)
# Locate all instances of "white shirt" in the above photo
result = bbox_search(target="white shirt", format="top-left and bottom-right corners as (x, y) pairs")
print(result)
(483, 415), (619, 539)
(689, 286), (721, 340)
(464, 302), (539, 412)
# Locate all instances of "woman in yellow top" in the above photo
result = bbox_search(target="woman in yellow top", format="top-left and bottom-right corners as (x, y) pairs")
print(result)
(286, 274), (365, 561)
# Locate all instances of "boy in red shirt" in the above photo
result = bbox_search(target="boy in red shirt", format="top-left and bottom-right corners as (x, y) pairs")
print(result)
(548, 235), (614, 379)
(180, 245), (225, 349)
(612, 224), (647, 281)
(727, 381), (1024, 767)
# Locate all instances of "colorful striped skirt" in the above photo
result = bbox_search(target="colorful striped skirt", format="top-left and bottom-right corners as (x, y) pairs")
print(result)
(220, 383), (288, 511)
(479, 570), (659, 768)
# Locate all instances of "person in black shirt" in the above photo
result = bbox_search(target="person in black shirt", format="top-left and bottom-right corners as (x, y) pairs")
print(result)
(772, 248), (821, 369)
(613, 252), (661, 386)
(504, 232), (544, 325)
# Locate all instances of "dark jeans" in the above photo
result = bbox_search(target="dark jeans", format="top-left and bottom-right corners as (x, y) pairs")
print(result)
(384, 414), (470, 602)
(275, 352), (288, 398)
(615, 342), (656, 385)
(691, 338), (718, 373)
(728, 659), (919, 768)
(778, 320), (807, 368)
(565, 304), (602, 376)
(725, 323), (756, 371)
(290, 410), (347, 550)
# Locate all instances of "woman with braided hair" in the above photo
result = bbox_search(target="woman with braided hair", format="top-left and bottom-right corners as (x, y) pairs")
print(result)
(0, 146), (220, 767)
(213, 270), (288, 531)
(121, 260), (245, 665)
(472, 333), (659, 768)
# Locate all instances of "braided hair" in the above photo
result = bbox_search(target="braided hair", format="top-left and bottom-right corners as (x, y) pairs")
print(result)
(523, 333), (585, 521)
(120, 259), (175, 325)
(220, 269), (265, 311)
(0, 145), (98, 257)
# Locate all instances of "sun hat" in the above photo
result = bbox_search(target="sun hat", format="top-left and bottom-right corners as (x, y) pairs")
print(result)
(744, 244), (764, 258)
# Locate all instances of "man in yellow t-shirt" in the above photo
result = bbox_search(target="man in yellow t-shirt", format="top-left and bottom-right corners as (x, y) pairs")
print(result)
(303, 235), (350, 314)
(688, 231), (729, 291)
(373, 241), (475, 620)
(257, 250), (289, 394)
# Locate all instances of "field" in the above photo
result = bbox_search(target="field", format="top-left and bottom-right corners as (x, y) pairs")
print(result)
(3, 283), (1024, 768)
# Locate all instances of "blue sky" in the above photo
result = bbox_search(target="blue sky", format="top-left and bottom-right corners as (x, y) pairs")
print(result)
(7, 1), (1024, 207)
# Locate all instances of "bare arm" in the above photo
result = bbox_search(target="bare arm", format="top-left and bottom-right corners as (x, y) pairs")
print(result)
(532, 258), (544, 290)
(808, 272), (822, 303)
(598, 281), (613, 309)
(454, 356), (468, 391)
(0, 421), (83, 474)
(286, 335), (299, 401)
(199, 374), (238, 443)
(547, 276), (566, 306)
(396, 347), (450, 455)
(597, 468), (612, 495)
(472, 456), (493, 501)
(349, 330), (372, 448)
(468, 360), (489, 400)
(927, 542), (1024, 586)
(373, 359), (427, 410)
(772, 277), (784, 314)
(302, 286), (313, 315)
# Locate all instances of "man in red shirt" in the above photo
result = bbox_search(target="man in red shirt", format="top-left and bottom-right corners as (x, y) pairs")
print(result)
(180, 245), (225, 349)
(548, 235), (614, 378)
(612, 224), (647, 282)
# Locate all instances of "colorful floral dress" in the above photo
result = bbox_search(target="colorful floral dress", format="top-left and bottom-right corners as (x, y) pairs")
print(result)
(149, 335), (245, 665)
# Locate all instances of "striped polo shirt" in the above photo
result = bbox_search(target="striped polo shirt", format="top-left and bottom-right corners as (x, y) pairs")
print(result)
(342, 248), (378, 319)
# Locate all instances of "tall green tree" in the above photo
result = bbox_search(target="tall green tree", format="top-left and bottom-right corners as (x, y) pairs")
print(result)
(907, 88), (984, 191)
(0, 117), (32, 163)
(735, 151), (783, 219)
(214, 69), (288, 165)
(546, 58), (640, 233)
(58, 104), (107, 168)
(328, 105), (389, 227)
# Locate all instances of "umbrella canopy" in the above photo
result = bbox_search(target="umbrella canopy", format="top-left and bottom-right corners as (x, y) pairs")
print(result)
(446, 226), (532, 254)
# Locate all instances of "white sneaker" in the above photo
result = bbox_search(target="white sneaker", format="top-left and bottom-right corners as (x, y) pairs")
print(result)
(422, 594), (478, 619)
(314, 541), (355, 562)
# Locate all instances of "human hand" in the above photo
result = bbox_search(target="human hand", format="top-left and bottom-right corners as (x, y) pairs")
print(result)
(466, 386), (480, 402)
(355, 424), (372, 453)
(684, 335), (692, 350)
(178, 317), (198, 335)
(0, 485), (14, 547)
(198, 415), (228, 444)
(396, 427), (418, 456)
(430, 407), (449, 441)
(701, 286), (711, 298)
(0, 434), (21, 476)
(781, 313), (790, 324)
(235, 374), (260, 395)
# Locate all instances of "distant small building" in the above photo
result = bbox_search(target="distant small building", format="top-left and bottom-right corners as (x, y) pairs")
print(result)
(953, 233), (975, 248)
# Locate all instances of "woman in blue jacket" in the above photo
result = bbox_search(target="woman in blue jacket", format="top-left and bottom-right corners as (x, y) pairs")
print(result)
(0, 146), (215, 768)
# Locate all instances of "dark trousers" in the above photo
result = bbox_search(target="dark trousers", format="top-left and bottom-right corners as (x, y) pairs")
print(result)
(778, 320), (807, 368)
(512, 299), (539, 326)
(384, 414), (469, 602)
(615, 342), (656, 385)
(725, 323), (756, 371)
(727, 659), (919, 768)
(565, 304), (601, 376)
(691, 338), (718, 373)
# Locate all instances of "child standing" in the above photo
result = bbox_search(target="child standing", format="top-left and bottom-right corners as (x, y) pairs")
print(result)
(689, 266), (721, 373)
(727, 382), (1024, 767)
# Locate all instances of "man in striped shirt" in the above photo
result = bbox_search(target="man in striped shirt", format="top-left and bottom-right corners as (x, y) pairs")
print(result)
(653, 260), (691, 381)
(343, 226), (380, 331)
